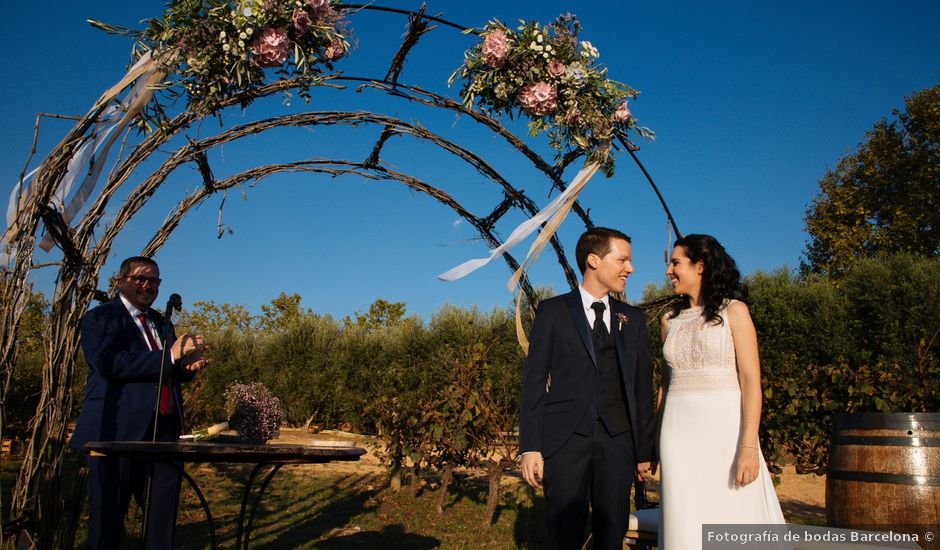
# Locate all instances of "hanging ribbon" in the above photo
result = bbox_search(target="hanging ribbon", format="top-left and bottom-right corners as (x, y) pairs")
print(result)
(436, 161), (601, 354)
(1, 51), (164, 264)
(436, 162), (599, 282)
(510, 162), (599, 354)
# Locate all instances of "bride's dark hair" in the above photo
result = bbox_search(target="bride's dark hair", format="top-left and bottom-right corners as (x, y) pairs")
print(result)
(669, 234), (749, 325)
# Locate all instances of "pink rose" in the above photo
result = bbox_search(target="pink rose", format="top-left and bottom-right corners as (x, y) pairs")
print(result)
(516, 81), (558, 116)
(251, 27), (290, 67)
(612, 101), (632, 123)
(482, 29), (509, 68)
(323, 40), (346, 62)
(291, 8), (312, 32)
(546, 59), (566, 78)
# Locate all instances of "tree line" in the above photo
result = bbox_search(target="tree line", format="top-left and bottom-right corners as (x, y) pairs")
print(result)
(8, 253), (937, 475)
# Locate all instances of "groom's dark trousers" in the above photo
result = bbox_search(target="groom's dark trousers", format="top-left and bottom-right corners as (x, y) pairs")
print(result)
(520, 290), (655, 550)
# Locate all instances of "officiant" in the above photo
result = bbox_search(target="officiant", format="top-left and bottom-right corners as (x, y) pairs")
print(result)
(69, 256), (209, 550)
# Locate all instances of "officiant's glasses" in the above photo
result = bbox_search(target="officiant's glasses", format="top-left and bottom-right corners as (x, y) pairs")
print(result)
(124, 275), (162, 287)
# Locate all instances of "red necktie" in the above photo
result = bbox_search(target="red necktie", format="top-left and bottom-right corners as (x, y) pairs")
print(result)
(138, 313), (172, 415)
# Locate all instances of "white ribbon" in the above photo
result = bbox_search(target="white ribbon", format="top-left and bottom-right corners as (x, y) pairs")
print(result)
(1, 51), (160, 265)
(437, 162), (599, 283)
(436, 161), (602, 355)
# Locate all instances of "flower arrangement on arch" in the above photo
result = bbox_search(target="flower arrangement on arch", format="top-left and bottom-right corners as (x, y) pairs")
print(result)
(135, 0), (350, 115)
(450, 14), (653, 176)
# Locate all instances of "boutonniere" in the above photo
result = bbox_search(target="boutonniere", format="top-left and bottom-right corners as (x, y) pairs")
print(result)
(616, 312), (629, 331)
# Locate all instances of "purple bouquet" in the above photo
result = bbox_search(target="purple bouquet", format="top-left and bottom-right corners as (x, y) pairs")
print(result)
(224, 381), (283, 444)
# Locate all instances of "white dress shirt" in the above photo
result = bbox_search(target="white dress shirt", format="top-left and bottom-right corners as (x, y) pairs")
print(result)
(120, 293), (176, 362)
(578, 285), (610, 332)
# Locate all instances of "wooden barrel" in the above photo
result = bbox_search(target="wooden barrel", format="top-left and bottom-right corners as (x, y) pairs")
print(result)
(827, 412), (940, 540)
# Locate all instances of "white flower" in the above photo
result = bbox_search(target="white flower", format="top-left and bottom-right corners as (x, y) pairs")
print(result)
(223, 44), (231, 51)
(220, 31), (227, 38)
(580, 40), (599, 58)
(530, 41), (538, 49)
(243, 7), (253, 17)
(246, 27), (254, 35)
(537, 34), (543, 43)
(239, 32), (247, 39)
(238, 40), (245, 47)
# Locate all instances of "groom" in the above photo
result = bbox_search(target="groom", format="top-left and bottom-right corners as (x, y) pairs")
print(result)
(520, 227), (655, 550)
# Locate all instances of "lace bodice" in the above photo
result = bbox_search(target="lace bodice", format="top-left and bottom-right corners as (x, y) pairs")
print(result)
(662, 301), (740, 393)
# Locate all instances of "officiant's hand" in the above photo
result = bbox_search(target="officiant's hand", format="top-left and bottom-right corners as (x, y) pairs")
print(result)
(183, 350), (209, 373)
(171, 333), (208, 360)
(734, 446), (760, 486)
(521, 452), (544, 488)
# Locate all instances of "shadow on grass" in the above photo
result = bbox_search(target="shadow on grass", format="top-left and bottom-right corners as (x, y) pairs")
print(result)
(174, 469), (378, 548)
(780, 497), (826, 525)
(256, 473), (377, 547)
(172, 466), (553, 549)
(314, 524), (440, 549)
(512, 484), (549, 549)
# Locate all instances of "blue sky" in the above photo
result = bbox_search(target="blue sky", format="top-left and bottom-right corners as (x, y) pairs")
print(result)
(2, 1), (938, 321)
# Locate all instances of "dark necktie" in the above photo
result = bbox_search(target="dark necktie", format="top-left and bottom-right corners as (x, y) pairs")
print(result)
(590, 301), (608, 341)
(138, 313), (172, 415)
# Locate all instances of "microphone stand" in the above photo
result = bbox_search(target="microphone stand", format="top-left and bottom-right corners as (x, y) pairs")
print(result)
(141, 294), (181, 548)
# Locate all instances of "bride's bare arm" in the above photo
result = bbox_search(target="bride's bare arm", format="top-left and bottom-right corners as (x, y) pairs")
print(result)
(653, 314), (670, 473)
(728, 300), (762, 486)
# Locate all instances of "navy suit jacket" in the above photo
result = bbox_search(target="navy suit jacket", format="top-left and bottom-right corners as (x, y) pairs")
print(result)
(519, 290), (655, 460)
(70, 297), (192, 450)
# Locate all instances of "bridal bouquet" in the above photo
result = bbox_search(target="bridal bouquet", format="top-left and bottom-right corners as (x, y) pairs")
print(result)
(450, 14), (653, 176)
(189, 381), (283, 444)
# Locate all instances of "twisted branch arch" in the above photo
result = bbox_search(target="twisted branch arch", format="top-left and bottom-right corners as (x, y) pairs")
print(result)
(0, 5), (680, 546)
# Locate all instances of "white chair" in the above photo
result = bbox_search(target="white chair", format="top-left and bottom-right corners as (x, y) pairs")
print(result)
(623, 507), (659, 549)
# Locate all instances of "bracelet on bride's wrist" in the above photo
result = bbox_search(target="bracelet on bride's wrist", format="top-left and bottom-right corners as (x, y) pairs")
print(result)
(738, 444), (759, 451)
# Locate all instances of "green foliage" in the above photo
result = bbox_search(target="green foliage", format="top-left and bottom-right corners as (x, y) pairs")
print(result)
(420, 345), (488, 471)
(753, 256), (939, 472)
(4, 288), (49, 435)
(177, 300), (254, 334)
(747, 269), (849, 472)
(258, 292), (306, 332)
(347, 299), (408, 332)
(804, 82), (940, 275)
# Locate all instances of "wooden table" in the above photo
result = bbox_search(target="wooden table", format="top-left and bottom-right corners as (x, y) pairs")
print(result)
(85, 440), (366, 549)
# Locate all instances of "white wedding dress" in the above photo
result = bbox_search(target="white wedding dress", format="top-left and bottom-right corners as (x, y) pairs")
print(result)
(659, 301), (785, 549)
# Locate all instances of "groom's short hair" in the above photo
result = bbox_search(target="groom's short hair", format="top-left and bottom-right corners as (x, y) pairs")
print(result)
(575, 227), (631, 274)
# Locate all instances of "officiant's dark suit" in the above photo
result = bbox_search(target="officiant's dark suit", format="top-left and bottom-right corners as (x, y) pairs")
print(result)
(520, 228), (655, 550)
(70, 257), (207, 550)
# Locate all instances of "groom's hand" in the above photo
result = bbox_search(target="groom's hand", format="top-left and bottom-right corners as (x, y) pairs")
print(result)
(636, 461), (652, 481)
(521, 452), (544, 488)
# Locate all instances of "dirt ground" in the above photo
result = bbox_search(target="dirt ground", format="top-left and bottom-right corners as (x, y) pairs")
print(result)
(273, 428), (827, 523)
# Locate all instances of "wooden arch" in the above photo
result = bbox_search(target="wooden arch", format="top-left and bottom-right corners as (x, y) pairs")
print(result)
(0, 5), (678, 546)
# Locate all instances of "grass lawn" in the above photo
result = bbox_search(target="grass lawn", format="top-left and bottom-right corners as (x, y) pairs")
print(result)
(171, 464), (548, 549)
(3, 452), (825, 549)
(2, 455), (549, 549)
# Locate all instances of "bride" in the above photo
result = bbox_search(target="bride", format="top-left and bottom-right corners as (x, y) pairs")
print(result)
(657, 234), (785, 549)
